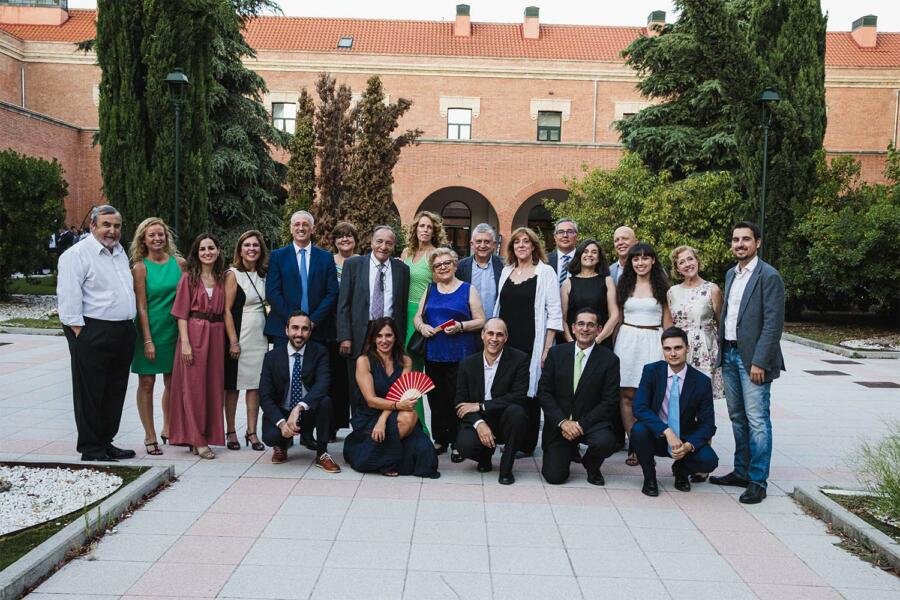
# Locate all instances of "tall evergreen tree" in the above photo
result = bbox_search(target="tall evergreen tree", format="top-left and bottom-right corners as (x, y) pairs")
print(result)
(343, 76), (421, 250)
(282, 88), (316, 243)
(311, 73), (353, 241)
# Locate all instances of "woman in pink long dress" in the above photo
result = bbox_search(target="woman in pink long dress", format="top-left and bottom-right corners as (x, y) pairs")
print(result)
(169, 233), (234, 459)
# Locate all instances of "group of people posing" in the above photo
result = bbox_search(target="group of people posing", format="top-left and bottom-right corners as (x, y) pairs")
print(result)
(57, 205), (785, 503)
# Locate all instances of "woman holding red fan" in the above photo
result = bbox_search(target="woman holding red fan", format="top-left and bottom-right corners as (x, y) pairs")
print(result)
(343, 317), (439, 478)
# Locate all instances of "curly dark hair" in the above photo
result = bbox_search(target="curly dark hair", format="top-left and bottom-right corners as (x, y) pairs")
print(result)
(186, 232), (225, 288)
(616, 243), (669, 308)
(362, 317), (406, 371)
(568, 239), (609, 277)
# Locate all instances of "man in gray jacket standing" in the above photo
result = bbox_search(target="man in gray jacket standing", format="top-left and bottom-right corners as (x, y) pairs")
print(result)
(710, 221), (785, 504)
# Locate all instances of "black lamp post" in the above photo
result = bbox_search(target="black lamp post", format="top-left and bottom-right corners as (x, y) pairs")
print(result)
(164, 68), (190, 243)
(757, 88), (780, 260)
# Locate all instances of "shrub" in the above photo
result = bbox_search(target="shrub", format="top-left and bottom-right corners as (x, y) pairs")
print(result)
(857, 422), (900, 522)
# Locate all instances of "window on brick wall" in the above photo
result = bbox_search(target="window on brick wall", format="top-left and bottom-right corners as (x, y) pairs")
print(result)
(447, 108), (472, 140)
(537, 111), (561, 142)
(272, 102), (296, 134)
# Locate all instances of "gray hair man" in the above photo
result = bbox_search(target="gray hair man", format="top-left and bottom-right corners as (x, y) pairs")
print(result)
(455, 223), (503, 320)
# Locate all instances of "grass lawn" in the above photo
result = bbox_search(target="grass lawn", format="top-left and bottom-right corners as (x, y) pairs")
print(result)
(0, 464), (148, 571)
(1, 316), (61, 330)
(785, 311), (899, 348)
(6, 275), (56, 296)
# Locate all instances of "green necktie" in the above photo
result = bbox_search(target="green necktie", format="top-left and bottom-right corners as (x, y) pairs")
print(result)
(574, 349), (585, 392)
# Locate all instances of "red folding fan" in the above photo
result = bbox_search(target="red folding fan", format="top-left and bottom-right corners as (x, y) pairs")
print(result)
(386, 371), (435, 402)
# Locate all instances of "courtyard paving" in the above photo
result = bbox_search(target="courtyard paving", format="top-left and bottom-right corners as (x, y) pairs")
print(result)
(1, 332), (899, 599)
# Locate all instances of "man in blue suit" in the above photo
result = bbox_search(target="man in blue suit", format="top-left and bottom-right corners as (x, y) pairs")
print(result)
(265, 210), (338, 347)
(631, 326), (718, 497)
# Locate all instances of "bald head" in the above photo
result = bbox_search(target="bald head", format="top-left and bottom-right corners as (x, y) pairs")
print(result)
(613, 226), (637, 261)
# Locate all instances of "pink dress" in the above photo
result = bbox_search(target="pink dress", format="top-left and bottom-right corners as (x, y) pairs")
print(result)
(168, 274), (226, 448)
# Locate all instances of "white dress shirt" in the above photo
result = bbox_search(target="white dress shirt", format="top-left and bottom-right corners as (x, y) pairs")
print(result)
(473, 351), (503, 429)
(724, 256), (758, 340)
(368, 254), (394, 318)
(658, 365), (687, 423)
(57, 235), (136, 326)
(293, 241), (312, 274)
(276, 343), (309, 426)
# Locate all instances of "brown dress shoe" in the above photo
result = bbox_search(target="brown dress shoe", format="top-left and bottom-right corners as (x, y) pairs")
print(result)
(315, 452), (341, 473)
(272, 446), (287, 464)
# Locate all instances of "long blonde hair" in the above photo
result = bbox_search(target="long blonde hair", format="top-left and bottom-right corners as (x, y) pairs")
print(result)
(130, 217), (178, 263)
(405, 210), (448, 255)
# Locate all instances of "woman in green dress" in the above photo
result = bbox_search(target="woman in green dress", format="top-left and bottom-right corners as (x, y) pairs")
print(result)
(130, 217), (185, 456)
(400, 210), (448, 441)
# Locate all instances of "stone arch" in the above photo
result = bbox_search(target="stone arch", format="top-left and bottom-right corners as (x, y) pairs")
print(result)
(416, 186), (499, 257)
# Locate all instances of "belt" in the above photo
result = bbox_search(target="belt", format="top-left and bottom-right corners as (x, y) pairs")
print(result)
(189, 311), (224, 323)
(724, 339), (738, 349)
(622, 322), (661, 331)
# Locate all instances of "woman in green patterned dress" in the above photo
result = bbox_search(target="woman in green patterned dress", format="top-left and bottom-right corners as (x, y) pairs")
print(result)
(131, 217), (185, 456)
(400, 210), (448, 441)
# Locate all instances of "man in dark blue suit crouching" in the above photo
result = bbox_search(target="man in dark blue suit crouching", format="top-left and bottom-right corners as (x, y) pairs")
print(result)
(631, 326), (718, 497)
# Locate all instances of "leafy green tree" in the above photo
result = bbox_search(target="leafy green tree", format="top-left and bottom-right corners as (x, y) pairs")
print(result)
(283, 88), (316, 243)
(312, 73), (353, 243)
(0, 151), (68, 299)
(343, 76), (422, 250)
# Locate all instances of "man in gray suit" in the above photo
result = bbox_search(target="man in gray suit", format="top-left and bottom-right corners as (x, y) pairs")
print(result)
(710, 221), (785, 504)
(337, 225), (410, 409)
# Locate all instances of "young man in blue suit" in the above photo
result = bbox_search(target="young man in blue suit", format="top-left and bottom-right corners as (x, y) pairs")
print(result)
(631, 327), (718, 497)
(265, 210), (338, 347)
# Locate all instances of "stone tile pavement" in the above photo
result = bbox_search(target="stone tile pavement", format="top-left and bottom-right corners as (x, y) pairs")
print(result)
(1, 332), (899, 599)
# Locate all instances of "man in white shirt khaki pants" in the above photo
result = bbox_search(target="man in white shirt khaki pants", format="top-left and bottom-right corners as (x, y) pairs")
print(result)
(57, 205), (137, 461)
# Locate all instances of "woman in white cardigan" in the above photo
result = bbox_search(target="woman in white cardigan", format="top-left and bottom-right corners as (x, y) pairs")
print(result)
(493, 227), (563, 456)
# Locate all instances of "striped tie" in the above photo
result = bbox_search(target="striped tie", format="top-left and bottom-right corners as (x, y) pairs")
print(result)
(559, 254), (571, 286)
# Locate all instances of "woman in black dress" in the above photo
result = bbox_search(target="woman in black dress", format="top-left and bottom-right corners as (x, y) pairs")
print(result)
(560, 239), (620, 349)
(343, 317), (439, 478)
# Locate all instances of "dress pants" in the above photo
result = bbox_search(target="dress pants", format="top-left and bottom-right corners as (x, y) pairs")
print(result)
(261, 398), (333, 454)
(542, 422), (615, 485)
(630, 422), (719, 480)
(454, 404), (528, 475)
(64, 318), (136, 455)
(424, 360), (460, 448)
(327, 340), (351, 436)
(522, 396), (541, 455)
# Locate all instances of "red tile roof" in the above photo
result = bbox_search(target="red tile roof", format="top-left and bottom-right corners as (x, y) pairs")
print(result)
(1, 9), (899, 68)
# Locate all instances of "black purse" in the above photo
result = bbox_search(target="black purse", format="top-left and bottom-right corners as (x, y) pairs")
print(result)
(406, 284), (432, 356)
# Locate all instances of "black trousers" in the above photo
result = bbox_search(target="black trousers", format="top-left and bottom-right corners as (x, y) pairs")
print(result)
(522, 396), (541, 454)
(261, 398), (333, 454)
(630, 422), (719, 480)
(424, 360), (460, 448)
(454, 404), (528, 475)
(64, 318), (136, 455)
(542, 422), (616, 485)
(327, 341), (351, 436)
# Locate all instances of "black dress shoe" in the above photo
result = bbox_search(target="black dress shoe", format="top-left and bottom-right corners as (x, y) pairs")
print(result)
(673, 475), (691, 493)
(498, 472), (515, 485)
(709, 471), (749, 488)
(476, 460), (493, 473)
(739, 483), (767, 504)
(587, 470), (605, 486)
(450, 448), (464, 463)
(515, 450), (533, 459)
(82, 452), (115, 462)
(106, 445), (136, 459)
(300, 436), (317, 451)
(641, 477), (659, 497)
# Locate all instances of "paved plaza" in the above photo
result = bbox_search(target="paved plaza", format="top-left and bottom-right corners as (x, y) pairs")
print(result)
(1, 332), (899, 599)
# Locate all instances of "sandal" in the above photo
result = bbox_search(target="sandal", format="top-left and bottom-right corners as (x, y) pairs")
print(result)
(226, 431), (240, 451)
(245, 431), (265, 452)
(382, 470), (399, 477)
(144, 441), (163, 456)
(625, 453), (639, 467)
(196, 446), (216, 460)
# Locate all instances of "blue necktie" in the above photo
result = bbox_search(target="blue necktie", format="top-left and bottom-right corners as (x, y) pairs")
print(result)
(290, 351), (304, 408)
(668, 373), (681, 456)
(559, 254), (571, 286)
(299, 248), (309, 314)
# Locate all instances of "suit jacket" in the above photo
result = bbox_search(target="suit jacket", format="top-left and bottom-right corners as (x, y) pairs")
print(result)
(336, 253), (410, 357)
(455, 254), (504, 289)
(454, 347), (529, 427)
(259, 340), (330, 428)
(264, 243), (338, 342)
(632, 361), (716, 451)
(717, 258), (785, 381)
(537, 342), (620, 444)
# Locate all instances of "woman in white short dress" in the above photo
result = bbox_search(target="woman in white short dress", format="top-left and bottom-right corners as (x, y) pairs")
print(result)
(614, 243), (671, 466)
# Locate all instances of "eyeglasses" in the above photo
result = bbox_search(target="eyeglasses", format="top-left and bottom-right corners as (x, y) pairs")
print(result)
(432, 260), (454, 270)
(555, 229), (577, 236)
(574, 321), (598, 329)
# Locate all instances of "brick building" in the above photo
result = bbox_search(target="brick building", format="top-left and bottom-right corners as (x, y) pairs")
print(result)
(2, 2), (899, 253)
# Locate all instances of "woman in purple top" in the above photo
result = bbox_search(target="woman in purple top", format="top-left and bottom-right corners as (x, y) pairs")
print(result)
(413, 248), (486, 459)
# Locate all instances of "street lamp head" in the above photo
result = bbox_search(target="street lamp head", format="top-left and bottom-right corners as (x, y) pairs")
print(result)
(165, 68), (190, 105)
(757, 89), (781, 104)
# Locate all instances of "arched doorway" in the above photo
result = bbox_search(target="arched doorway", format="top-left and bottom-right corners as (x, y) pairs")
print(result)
(512, 189), (568, 252)
(417, 187), (498, 257)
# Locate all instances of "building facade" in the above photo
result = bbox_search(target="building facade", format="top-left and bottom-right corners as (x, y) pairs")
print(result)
(2, 2), (899, 252)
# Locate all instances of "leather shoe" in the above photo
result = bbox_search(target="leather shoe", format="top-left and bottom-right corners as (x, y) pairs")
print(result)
(587, 470), (605, 486)
(81, 452), (115, 462)
(315, 452), (341, 473)
(476, 460), (493, 473)
(300, 435), (317, 452)
(739, 482), (767, 504)
(106, 445), (136, 459)
(673, 475), (691, 493)
(450, 448), (464, 463)
(709, 471), (749, 488)
(498, 472), (515, 485)
(641, 477), (659, 497)
(514, 450), (533, 459)
(271, 446), (287, 464)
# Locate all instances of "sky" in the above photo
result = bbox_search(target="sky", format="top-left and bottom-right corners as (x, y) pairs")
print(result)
(65, 0), (900, 31)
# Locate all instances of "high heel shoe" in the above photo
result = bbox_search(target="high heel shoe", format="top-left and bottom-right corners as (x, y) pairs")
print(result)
(245, 431), (265, 452)
(160, 434), (169, 445)
(225, 431), (240, 451)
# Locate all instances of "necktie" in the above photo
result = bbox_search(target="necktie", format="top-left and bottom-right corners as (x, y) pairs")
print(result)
(573, 349), (585, 393)
(559, 254), (571, 286)
(290, 351), (304, 408)
(668, 373), (681, 456)
(371, 263), (385, 319)
(299, 248), (309, 314)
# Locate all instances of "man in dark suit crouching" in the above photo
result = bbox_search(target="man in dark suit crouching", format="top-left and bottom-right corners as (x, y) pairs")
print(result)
(538, 308), (620, 485)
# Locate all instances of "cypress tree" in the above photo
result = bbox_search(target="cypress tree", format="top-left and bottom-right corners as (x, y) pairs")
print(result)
(312, 73), (353, 241)
(282, 88), (316, 243)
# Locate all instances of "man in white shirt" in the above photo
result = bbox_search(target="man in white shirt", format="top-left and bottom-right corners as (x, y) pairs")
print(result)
(57, 205), (137, 462)
(453, 318), (530, 485)
(608, 226), (637, 285)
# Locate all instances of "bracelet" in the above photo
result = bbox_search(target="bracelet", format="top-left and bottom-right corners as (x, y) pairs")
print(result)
(144, 340), (154, 345)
